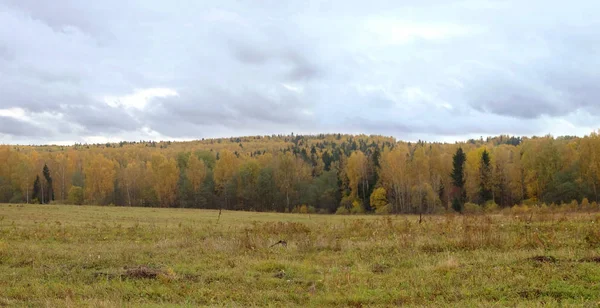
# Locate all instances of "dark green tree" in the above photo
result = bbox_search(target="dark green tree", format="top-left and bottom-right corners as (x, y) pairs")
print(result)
(479, 150), (493, 204)
(451, 147), (466, 213)
(33, 175), (41, 204)
(42, 164), (54, 204)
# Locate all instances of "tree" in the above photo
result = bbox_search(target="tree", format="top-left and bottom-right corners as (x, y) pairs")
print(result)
(479, 149), (493, 204)
(186, 154), (207, 207)
(84, 154), (116, 204)
(42, 163), (54, 204)
(274, 152), (310, 212)
(345, 151), (368, 203)
(379, 145), (410, 213)
(214, 150), (239, 209)
(236, 160), (261, 210)
(149, 154), (179, 207)
(32, 175), (41, 204)
(369, 187), (388, 211)
(451, 147), (466, 212)
(15, 153), (34, 203)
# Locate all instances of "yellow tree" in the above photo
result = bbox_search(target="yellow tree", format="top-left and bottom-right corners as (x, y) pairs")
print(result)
(465, 147), (487, 203)
(120, 160), (145, 206)
(521, 136), (560, 201)
(275, 152), (310, 212)
(13, 152), (35, 203)
(369, 187), (388, 211)
(580, 131), (600, 201)
(84, 154), (116, 204)
(214, 150), (239, 209)
(345, 151), (368, 201)
(149, 153), (178, 207)
(54, 152), (73, 201)
(187, 154), (207, 193)
(379, 145), (410, 212)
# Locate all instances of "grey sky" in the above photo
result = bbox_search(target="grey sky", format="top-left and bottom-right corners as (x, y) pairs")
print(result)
(0, 0), (599, 144)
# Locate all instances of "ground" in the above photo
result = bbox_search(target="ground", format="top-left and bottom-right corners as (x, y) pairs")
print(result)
(1, 204), (600, 307)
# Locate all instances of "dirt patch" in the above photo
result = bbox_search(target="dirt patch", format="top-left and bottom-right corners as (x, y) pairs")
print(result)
(580, 256), (600, 263)
(529, 255), (557, 263)
(371, 263), (390, 274)
(273, 270), (286, 279)
(122, 266), (163, 279)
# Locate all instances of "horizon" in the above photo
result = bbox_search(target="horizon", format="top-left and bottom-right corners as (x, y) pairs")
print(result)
(1, 130), (594, 147)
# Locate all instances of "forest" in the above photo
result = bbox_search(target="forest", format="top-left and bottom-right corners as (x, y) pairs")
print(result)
(0, 131), (599, 214)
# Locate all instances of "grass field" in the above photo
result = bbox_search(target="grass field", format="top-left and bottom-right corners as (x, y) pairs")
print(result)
(1, 204), (600, 307)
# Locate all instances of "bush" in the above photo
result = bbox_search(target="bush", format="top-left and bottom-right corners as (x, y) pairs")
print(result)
(451, 198), (462, 213)
(68, 186), (84, 205)
(375, 204), (392, 214)
(483, 201), (499, 213)
(581, 198), (590, 210)
(293, 204), (316, 214)
(538, 203), (551, 214)
(9, 192), (23, 204)
(370, 188), (388, 212)
(339, 195), (353, 210)
(511, 204), (531, 215)
(463, 202), (482, 214)
(335, 206), (350, 215)
(350, 200), (365, 214)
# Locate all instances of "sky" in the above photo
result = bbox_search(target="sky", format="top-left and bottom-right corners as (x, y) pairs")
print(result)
(0, 0), (599, 145)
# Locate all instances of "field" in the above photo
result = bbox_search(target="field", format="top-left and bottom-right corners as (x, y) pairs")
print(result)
(1, 205), (600, 307)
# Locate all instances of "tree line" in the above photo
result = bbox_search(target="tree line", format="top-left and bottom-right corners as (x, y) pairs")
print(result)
(0, 132), (599, 213)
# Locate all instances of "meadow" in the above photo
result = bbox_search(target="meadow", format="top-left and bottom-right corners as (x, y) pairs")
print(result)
(1, 204), (600, 307)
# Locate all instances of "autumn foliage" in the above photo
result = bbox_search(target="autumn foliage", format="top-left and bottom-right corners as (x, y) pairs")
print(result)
(1, 132), (599, 213)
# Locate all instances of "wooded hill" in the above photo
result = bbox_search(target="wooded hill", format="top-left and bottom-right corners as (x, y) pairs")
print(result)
(1, 132), (599, 213)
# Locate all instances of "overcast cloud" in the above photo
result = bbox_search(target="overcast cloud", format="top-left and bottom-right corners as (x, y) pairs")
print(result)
(0, 0), (599, 144)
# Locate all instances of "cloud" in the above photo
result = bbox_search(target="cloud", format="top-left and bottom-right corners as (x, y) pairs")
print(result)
(0, 115), (42, 137)
(0, 0), (599, 144)
(140, 86), (316, 138)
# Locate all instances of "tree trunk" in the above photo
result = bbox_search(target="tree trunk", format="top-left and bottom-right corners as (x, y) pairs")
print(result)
(126, 183), (132, 206)
(286, 190), (290, 213)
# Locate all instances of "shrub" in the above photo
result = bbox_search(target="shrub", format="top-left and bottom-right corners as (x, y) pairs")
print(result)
(339, 195), (353, 210)
(68, 186), (84, 205)
(350, 200), (365, 214)
(566, 199), (580, 211)
(369, 188), (387, 212)
(9, 192), (23, 204)
(335, 206), (350, 215)
(511, 204), (531, 215)
(375, 204), (392, 214)
(483, 201), (499, 213)
(451, 198), (463, 214)
(463, 202), (482, 214)
(522, 198), (538, 206)
(581, 198), (590, 210)
(293, 204), (316, 214)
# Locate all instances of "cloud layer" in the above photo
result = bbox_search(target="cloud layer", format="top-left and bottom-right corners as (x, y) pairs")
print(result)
(0, 0), (599, 144)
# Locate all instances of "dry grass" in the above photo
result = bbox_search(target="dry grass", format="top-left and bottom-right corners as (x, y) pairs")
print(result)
(1, 204), (600, 306)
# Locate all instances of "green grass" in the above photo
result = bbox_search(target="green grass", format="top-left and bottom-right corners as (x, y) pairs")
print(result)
(1, 204), (600, 307)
